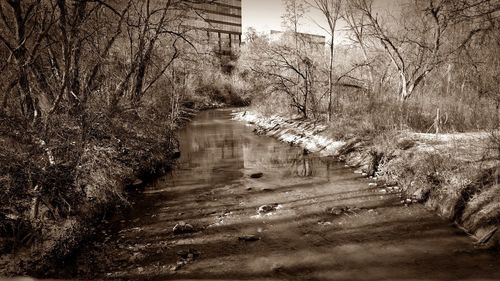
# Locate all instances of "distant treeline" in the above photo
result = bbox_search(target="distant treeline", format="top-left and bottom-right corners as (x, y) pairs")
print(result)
(237, 0), (500, 132)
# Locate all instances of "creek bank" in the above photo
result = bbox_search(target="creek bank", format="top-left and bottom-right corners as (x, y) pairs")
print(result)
(0, 105), (205, 277)
(233, 110), (500, 249)
(2, 117), (179, 277)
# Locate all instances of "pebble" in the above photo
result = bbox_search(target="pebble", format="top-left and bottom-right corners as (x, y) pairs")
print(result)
(238, 235), (261, 241)
(129, 252), (145, 263)
(368, 183), (377, 187)
(132, 179), (143, 186)
(258, 204), (279, 214)
(250, 172), (264, 179)
(173, 221), (195, 234)
(176, 249), (200, 260)
(327, 207), (343, 216)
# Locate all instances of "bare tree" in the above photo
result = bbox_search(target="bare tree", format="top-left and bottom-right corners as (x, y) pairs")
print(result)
(282, 0), (307, 40)
(342, 0), (375, 93)
(240, 31), (320, 119)
(308, 0), (342, 121)
(0, 0), (44, 121)
(109, 0), (193, 111)
(351, 0), (498, 101)
(280, 0), (315, 118)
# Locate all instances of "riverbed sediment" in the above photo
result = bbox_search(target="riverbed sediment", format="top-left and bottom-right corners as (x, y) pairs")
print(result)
(64, 108), (500, 281)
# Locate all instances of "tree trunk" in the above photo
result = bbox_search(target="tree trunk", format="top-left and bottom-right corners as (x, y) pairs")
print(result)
(360, 43), (374, 93)
(17, 66), (35, 120)
(496, 100), (500, 129)
(8, 0), (36, 120)
(303, 66), (308, 119)
(399, 72), (411, 101)
(328, 37), (334, 121)
(30, 185), (42, 220)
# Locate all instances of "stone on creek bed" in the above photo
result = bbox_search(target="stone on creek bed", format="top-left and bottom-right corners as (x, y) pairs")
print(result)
(173, 221), (195, 234)
(258, 203), (280, 214)
(250, 172), (264, 179)
(128, 252), (146, 263)
(238, 234), (261, 242)
(172, 249), (201, 271)
(326, 206), (362, 216)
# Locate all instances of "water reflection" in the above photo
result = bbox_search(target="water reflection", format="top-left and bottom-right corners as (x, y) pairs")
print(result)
(169, 109), (333, 188)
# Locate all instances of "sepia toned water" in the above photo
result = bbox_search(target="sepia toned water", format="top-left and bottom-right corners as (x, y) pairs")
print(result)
(70, 108), (500, 281)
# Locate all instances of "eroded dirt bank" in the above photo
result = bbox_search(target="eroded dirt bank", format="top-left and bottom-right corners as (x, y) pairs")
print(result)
(68, 108), (500, 281)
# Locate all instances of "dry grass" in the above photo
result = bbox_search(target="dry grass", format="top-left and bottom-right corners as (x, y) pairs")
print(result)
(0, 105), (179, 274)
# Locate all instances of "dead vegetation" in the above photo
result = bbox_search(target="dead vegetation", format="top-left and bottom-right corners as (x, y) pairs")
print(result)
(346, 131), (500, 248)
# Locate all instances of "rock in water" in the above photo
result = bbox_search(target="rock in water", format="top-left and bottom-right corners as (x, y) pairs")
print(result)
(412, 188), (429, 202)
(173, 221), (195, 234)
(326, 207), (343, 216)
(258, 203), (279, 214)
(129, 252), (145, 263)
(250, 172), (264, 179)
(172, 149), (181, 159)
(326, 206), (361, 216)
(132, 179), (143, 186)
(176, 249), (200, 259)
(238, 235), (261, 241)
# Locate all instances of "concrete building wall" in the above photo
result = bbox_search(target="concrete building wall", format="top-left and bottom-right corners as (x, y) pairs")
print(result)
(185, 0), (242, 55)
(269, 30), (326, 52)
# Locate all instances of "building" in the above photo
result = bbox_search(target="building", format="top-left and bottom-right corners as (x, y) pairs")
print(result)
(269, 30), (325, 51)
(185, 0), (242, 55)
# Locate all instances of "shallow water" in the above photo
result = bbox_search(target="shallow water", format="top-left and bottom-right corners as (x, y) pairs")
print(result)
(73, 108), (500, 281)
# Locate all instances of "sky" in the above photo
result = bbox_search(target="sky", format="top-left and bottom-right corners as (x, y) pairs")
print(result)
(242, 0), (399, 42)
(242, 0), (327, 37)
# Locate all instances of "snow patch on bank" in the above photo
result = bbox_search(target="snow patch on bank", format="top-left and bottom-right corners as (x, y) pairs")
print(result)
(232, 111), (345, 156)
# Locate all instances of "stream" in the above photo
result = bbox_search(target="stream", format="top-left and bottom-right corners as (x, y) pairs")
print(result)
(71, 108), (500, 281)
